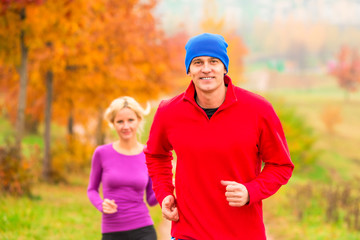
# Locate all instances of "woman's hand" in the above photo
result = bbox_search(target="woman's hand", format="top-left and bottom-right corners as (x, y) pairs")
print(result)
(102, 198), (118, 214)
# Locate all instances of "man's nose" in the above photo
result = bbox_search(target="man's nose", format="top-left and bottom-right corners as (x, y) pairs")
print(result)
(201, 63), (211, 73)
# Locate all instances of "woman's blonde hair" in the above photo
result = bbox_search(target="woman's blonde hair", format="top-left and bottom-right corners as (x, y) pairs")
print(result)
(104, 96), (150, 134)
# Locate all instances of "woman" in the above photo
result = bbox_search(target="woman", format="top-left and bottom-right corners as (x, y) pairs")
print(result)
(87, 96), (158, 240)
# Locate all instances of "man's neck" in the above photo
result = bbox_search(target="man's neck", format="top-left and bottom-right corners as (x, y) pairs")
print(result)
(195, 84), (227, 109)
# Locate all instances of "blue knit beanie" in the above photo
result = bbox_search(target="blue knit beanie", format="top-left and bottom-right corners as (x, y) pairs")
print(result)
(185, 33), (229, 73)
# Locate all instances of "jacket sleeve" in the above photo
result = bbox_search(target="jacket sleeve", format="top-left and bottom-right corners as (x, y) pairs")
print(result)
(145, 176), (158, 206)
(244, 103), (294, 204)
(144, 101), (174, 206)
(87, 147), (104, 212)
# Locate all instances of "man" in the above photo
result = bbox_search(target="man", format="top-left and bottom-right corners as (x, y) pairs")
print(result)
(145, 33), (294, 240)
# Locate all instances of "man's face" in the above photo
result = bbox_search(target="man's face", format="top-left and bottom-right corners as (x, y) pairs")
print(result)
(188, 56), (227, 94)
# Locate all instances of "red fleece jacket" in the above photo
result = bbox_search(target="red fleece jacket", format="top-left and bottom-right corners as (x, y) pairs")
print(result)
(145, 76), (294, 240)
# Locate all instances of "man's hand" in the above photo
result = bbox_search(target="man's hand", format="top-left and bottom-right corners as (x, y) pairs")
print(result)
(221, 180), (249, 207)
(102, 199), (118, 214)
(162, 195), (179, 221)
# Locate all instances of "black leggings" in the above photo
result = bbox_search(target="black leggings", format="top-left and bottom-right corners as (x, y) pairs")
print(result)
(102, 225), (157, 240)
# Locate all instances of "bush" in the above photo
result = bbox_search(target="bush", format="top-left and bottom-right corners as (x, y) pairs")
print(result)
(50, 135), (94, 181)
(321, 105), (342, 134)
(0, 143), (40, 196)
(290, 179), (360, 231)
(270, 97), (320, 172)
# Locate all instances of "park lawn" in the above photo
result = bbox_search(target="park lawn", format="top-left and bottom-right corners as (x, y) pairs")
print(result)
(273, 87), (360, 179)
(0, 173), (162, 240)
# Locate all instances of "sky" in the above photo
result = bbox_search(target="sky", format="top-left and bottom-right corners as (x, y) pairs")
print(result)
(154, 0), (360, 35)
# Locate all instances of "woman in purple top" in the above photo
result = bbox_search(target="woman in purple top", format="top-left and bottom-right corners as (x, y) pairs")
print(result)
(87, 96), (158, 240)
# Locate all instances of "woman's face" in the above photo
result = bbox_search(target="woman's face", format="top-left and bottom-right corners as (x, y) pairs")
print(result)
(113, 107), (140, 141)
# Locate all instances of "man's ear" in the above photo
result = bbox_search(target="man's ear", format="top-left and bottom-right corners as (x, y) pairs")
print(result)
(224, 66), (228, 75)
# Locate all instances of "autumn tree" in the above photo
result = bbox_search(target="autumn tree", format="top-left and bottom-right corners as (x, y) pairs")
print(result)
(28, 0), (93, 180)
(0, 0), (45, 193)
(70, 0), (176, 145)
(0, 0), (44, 155)
(159, 31), (189, 92)
(1, 0), (187, 182)
(329, 46), (360, 98)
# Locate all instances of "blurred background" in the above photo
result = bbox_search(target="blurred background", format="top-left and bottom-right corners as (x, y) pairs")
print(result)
(0, 0), (359, 239)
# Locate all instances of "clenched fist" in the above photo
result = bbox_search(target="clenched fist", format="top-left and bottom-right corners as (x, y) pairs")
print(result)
(162, 195), (179, 221)
(221, 180), (249, 207)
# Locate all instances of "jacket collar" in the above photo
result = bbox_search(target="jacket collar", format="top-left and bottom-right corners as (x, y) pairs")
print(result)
(183, 75), (238, 110)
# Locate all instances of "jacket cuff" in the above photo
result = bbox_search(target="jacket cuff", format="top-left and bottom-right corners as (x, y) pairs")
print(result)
(243, 181), (261, 205)
(158, 193), (176, 208)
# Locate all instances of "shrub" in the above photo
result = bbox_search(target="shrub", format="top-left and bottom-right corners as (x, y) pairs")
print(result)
(50, 135), (94, 181)
(0, 143), (40, 196)
(270, 97), (320, 172)
(290, 179), (360, 231)
(321, 105), (342, 134)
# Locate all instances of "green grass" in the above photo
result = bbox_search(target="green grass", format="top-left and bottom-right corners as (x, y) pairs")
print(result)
(0, 174), (162, 240)
(0, 176), (100, 240)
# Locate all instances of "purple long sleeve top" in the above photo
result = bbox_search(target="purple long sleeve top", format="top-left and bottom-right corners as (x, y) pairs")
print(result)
(87, 143), (158, 233)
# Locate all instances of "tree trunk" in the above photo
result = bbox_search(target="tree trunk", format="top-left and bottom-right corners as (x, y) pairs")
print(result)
(14, 8), (28, 156)
(67, 109), (74, 136)
(96, 107), (105, 146)
(42, 70), (53, 180)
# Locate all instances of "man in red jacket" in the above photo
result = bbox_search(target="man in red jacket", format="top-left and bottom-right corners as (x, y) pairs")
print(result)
(145, 33), (294, 240)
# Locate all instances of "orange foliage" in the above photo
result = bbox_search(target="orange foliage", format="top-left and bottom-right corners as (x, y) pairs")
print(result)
(0, 0), (184, 129)
(0, 0), (45, 125)
(320, 105), (342, 134)
(160, 31), (189, 91)
(51, 135), (94, 181)
(0, 0), (43, 13)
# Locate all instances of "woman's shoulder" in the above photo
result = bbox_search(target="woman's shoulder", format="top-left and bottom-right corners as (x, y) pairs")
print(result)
(94, 143), (113, 154)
